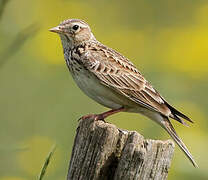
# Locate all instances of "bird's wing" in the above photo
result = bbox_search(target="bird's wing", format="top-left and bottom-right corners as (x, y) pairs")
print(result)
(82, 43), (192, 124)
(83, 44), (169, 114)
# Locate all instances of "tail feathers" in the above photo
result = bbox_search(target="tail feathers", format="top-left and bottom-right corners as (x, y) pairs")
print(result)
(170, 113), (189, 127)
(164, 100), (193, 124)
(162, 117), (198, 168)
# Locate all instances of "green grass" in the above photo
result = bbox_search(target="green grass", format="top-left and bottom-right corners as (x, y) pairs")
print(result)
(38, 144), (56, 180)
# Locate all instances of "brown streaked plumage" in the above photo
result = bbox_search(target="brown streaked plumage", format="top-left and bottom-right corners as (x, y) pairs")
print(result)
(49, 19), (198, 167)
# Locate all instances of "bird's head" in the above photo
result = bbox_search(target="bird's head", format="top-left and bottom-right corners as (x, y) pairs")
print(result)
(49, 19), (95, 47)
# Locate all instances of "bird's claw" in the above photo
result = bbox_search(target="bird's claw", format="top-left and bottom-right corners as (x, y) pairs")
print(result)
(78, 114), (106, 122)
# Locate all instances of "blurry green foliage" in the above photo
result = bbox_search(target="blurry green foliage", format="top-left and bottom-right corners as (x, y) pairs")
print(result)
(0, 0), (10, 20)
(0, 0), (208, 179)
(0, 23), (39, 68)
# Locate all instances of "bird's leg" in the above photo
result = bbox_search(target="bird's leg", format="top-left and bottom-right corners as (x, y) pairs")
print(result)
(80, 107), (125, 121)
(95, 107), (125, 121)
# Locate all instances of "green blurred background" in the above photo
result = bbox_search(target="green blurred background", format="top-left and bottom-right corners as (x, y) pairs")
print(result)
(0, 0), (208, 179)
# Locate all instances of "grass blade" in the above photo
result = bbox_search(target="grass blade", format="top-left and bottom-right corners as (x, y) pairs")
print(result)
(38, 144), (56, 180)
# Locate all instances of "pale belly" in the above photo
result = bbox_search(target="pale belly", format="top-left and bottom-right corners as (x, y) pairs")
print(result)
(70, 65), (124, 109)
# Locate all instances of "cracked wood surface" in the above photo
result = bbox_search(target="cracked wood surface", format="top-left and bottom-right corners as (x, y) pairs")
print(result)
(67, 117), (174, 180)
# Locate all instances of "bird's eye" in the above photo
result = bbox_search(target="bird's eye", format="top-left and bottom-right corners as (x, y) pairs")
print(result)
(72, 25), (79, 31)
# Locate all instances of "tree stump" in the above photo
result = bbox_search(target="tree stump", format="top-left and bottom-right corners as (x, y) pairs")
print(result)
(67, 117), (175, 180)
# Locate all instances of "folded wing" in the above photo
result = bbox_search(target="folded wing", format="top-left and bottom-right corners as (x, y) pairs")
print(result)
(83, 43), (192, 125)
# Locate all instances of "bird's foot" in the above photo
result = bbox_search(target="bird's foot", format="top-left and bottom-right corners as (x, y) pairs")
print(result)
(78, 114), (106, 122)
(78, 107), (125, 122)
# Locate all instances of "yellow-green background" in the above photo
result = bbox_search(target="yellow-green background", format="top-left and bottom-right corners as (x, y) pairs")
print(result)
(0, 0), (208, 179)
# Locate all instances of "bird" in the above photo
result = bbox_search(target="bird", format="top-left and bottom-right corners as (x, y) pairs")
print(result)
(49, 19), (198, 167)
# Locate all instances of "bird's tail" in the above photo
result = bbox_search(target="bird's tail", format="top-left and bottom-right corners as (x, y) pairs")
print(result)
(161, 117), (198, 167)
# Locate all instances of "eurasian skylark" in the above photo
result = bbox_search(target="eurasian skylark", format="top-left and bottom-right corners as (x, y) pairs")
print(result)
(50, 19), (197, 167)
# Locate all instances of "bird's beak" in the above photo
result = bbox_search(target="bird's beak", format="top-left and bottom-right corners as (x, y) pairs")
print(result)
(49, 26), (63, 33)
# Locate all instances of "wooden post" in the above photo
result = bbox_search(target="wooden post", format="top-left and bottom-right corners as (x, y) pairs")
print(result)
(67, 117), (175, 180)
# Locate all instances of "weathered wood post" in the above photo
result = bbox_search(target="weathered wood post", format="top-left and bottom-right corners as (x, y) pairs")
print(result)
(67, 117), (174, 180)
